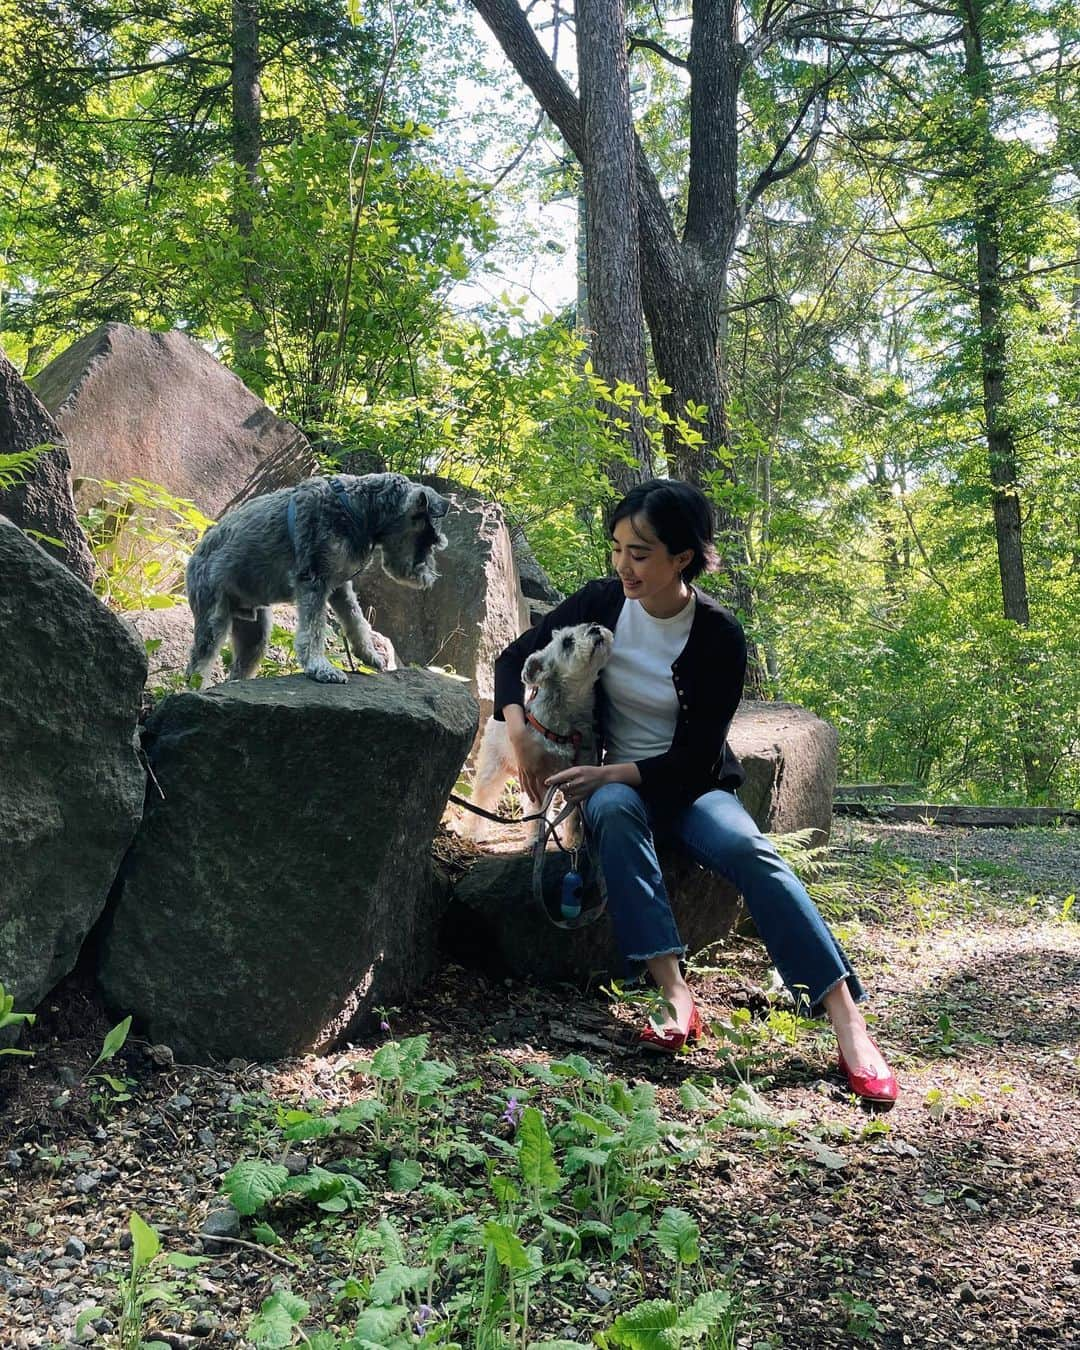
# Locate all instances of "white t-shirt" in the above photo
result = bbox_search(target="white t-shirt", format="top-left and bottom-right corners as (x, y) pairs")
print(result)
(600, 594), (696, 764)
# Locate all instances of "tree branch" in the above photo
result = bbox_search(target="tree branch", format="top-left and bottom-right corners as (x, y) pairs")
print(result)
(627, 34), (689, 70)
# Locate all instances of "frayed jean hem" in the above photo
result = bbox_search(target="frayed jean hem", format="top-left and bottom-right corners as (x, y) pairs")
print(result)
(805, 972), (866, 1019)
(626, 944), (687, 965)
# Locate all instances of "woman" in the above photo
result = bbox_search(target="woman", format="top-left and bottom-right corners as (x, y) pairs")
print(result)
(493, 479), (898, 1104)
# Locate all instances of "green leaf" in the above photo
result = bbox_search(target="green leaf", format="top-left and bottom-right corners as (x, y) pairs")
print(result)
(377, 1216), (407, 1264)
(369, 1262), (431, 1305)
(74, 1306), (108, 1334)
(91, 1016), (132, 1070)
(604, 1298), (681, 1348)
(483, 1220), (531, 1271)
(388, 1157), (422, 1192)
(129, 1212), (160, 1274)
(163, 1252), (210, 1269)
(222, 1159), (289, 1216)
(248, 1289), (310, 1349)
(676, 1289), (733, 1337)
(518, 1106), (561, 1196)
(250, 1222), (282, 1247)
(654, 1207), (699, 1267)
(353, 1305), (410, 1340)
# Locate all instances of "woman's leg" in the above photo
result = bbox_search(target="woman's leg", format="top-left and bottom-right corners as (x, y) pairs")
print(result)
(674, 791), (891, 1077)
(581, 784), (694, 1033)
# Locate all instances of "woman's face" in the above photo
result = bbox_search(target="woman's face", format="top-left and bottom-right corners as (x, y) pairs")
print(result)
(610, 513), (693, 611)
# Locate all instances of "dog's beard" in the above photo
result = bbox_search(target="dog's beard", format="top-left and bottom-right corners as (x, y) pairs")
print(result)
(379, 538), (443, 589)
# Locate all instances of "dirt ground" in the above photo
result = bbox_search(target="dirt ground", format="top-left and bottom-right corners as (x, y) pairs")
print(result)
(1, 820), (1077, 1349)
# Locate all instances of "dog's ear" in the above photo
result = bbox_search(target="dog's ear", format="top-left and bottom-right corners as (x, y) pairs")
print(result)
(421, 487), (450, 520)
(522, 651), (548, 687)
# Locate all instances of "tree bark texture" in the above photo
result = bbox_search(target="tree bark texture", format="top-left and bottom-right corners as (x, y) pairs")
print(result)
(231, 0), (265, 386)
(577, 0), (652, 490)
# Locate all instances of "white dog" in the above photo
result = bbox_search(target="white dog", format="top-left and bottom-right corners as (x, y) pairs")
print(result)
(462, 622), (614, 843)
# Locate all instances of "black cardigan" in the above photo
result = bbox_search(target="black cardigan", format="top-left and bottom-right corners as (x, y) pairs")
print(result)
(493, 577), (747, 817)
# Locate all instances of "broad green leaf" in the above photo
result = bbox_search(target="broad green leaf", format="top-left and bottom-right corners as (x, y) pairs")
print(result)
(353, 1305), (411, 1340)
(335, 1099), (386, 1130)
(369, 1262), (431, 1305)
(222, 1159), (289, 1216)
(654, 1207), (699, 1266)
(248, 1289), (310, 1349)
(388, 1157), (422, 1192)
(483, 1220), (531, 1271)
(603, 1298), (680, 1348)
(518, 1106), (561, 1196)
(377, 1216), (406, 1263)
(129, 1211), (160, 1273)
(74, 1306), (108, 1334)
(163, 1252), (210, 1269)
(676, 1289), (733, 1338)
(428, 1214), (480, 1259)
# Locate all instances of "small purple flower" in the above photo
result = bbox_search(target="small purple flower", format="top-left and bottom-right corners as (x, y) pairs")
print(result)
(380, 1020), (391, 1033)
(502, 1095), (523, 1128)
(414, 1303), (435, 1335)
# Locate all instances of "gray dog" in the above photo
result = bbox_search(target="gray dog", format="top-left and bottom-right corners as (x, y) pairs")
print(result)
(185, 472), (449, 685)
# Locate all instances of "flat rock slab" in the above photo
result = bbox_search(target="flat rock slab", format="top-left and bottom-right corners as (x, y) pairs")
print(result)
(0, 518), (146, 1014)
(98, 670), (477, 1062)
(444, 701), (837, 984)
(33, 323), (315, 517)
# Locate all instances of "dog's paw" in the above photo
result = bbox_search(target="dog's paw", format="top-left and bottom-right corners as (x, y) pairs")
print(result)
(305, 660), (349, 684)
(359, 650), (387, 672)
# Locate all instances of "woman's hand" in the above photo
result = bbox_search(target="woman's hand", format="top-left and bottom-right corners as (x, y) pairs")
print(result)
(545, 764), (608, 805)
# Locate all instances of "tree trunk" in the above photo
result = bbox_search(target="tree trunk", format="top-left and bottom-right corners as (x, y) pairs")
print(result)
(577, 0), (652, 494)
(469, 0), (759, 661)
(231, 0), (265, 390)
(962, 1), (1050, 796)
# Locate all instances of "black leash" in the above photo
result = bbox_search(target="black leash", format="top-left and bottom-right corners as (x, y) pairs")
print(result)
(448, 792), (550, 827)
(450, 788), (607, 931)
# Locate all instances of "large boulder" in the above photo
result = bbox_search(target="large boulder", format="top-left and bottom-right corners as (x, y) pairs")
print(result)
(0, 518), (146, 1015)
(32, 323), (315, 517)
(509, 526), (563, 606)
(443, 701), (838, 985)
(0, 350), (96, 586)
(97, 670), (477, 1062)
(358, 478), (530, 733)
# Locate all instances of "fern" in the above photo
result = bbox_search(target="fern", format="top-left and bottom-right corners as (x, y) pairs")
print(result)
(0, 444), (49, 491)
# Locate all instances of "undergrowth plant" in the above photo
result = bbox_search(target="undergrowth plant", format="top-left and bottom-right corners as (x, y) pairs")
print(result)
(0, 982), (36, 1058)
(79, 476), (214, 610)
(76, 1212), (209, 1349)
(224, 1041), (745, 1349)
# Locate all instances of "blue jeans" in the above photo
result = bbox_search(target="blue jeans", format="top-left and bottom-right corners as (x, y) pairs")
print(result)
(581, 784), (864, 1014)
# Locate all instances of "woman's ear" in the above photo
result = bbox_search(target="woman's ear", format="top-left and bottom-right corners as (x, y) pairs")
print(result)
(523, 652), (547, 687)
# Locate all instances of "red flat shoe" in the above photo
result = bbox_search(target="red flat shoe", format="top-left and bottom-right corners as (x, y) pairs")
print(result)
(639, 1002), (704, 1054)
(838, 1049), (899, 1106)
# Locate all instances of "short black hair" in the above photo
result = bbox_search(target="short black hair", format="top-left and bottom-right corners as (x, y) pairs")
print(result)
(608, 479), (718, 582)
